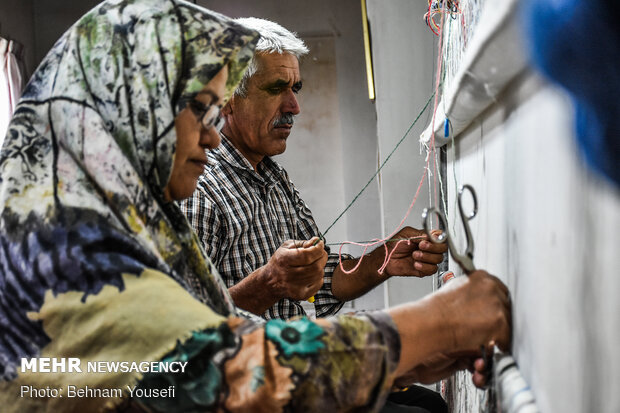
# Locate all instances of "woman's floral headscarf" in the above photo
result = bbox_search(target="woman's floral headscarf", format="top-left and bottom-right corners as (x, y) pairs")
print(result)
(0, 0), (257, 393)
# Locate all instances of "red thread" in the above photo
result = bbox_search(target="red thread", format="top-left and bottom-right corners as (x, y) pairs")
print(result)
(338, 166), (428, 275)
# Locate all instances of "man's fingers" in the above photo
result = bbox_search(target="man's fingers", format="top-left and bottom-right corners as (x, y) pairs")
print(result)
(472, 370), (488, 388)
(279, 241), (326, 265)
(474, 357), (486, 372)
(286, 270), (324, 301)
(282, 237), (321, 249)
(418, 239), (448, 253)
(412, 261), (439, 276)
(291, 247), (327, 268)
(495, 320), (512, 352)
(307, 277), (324, 295)
(301, 236), (321, 248)
(284, 260), (325, 277)
(395, 226), (425, 238)
(471, 270), (510, 296)
(412, 250), (444, 264)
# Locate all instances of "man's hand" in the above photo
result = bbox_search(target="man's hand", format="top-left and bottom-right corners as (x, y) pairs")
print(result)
(383, 227), (448, 278)
(471, 354), (491, 388)
(390, 270), (511, 387)
(263, 236), (327, 301)
(437, 270), (512, 354)
(393, 353), (471, 387)
(394, 353), (492, 390)
(332, 227), (448, 302)
(229, 237), (327, 314)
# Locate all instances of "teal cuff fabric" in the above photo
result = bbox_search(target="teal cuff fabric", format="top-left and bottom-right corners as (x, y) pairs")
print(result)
(136, 325), (237, 412)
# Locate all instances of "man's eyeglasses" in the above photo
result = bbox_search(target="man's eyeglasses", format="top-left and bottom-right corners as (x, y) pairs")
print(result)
(185, 99), (225, 131)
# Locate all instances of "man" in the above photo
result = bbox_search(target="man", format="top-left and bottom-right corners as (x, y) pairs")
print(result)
(180, 17), (448, 321)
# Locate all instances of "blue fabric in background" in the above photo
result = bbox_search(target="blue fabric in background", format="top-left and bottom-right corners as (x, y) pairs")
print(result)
(522, 0), (620, 187)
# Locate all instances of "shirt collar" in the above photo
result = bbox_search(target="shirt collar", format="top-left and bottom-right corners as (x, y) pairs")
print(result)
(213, 134), (282, 184)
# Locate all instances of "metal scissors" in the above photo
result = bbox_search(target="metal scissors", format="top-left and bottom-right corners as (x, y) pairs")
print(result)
(422, 184), (494, 379)
(421, 184), (478, 274)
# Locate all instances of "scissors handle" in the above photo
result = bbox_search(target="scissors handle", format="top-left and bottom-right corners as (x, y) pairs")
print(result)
(457, 184), (477, 270)
(422, 206), (456, 253)
(458, 184), (478, 222)
(422, 184), (478, 274)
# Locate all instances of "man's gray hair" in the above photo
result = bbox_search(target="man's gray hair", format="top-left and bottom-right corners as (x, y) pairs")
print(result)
(234, 17), (309, 97)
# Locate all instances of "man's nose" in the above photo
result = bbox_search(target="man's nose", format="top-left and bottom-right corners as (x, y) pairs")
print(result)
(283, 89), (301, 115)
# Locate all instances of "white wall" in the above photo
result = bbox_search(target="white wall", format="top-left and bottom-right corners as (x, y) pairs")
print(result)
(281, 35), (346, 246)
(367, 0), (439, 305)
(32, 0), (100, 65)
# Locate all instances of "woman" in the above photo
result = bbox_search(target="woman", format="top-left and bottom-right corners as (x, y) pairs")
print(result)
(0, 0), (510, 412)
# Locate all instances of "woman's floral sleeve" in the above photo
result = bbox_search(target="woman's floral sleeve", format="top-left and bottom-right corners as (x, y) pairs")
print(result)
(138, 311), (401, 413)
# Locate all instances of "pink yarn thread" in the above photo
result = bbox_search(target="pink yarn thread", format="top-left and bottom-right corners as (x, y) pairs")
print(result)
(338, 166), (428, 275)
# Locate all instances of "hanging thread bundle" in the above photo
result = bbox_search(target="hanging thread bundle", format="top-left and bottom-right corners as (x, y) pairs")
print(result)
(424, 0), (462, 36)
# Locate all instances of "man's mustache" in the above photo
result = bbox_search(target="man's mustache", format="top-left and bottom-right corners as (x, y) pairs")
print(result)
(273, 113), (296, 127)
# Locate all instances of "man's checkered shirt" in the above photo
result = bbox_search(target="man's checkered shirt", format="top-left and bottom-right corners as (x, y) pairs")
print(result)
(179, 136), (347, 320)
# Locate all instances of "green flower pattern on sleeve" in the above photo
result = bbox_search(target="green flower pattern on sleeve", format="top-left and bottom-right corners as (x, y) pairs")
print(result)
(138, 325), (237, 412)
(265, 317), (326, 357)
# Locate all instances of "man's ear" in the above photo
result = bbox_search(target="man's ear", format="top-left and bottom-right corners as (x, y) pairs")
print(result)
(222, 99), (233, 116)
